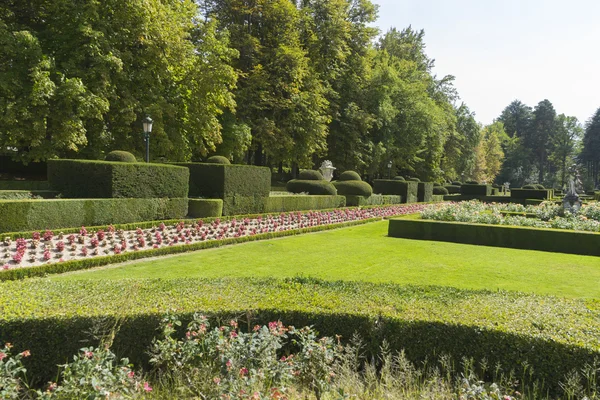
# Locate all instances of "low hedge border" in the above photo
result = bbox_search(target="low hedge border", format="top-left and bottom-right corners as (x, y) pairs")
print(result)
(460, 184), (492, 196)
(0, 190), (59, 200)
(264, 195), (346, 213)
(417, 182), (433, 203)
(344, 194), (402, 207)
(0, 181), (49, 190)
(511, 189), (554, 200)
(187, 199), (223, 218)
(0, 278), (598, 394)
(373, 180), (418, 203)
(388, 217), (600, 256)
(286, 180), (337, 196)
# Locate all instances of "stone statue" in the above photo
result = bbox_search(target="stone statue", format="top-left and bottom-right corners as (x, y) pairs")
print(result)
(319, 160), (336, 182)
(563, 167), (582, 214)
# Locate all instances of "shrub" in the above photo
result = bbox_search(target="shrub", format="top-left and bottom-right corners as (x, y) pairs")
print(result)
(535, 184), (546, 190)
(451, 181), (462, 186)
(298, 170), (324, 181)
(407, 177), (420, 182)
(522, 184), (537, 189)
(433, 186), (449, 195)
(393, 176), (405, 181)
(444, 185), (461, 194)
(104, 150), (136, 163)
(460, 184), (492, 196)
(0, 198), (188, 233)
(187, 199), (223, 218)
(417, 182), (433, 203)
(0, 181), (49, 191)
(333, 181), (373, 197)
(264, 195), (345, 212)
(338, 171), (362, 181)
(286, 180), (337, 195)
(48, 159), (189, 198)
(466, 180), (479, 184)
(373, 180), (418, 203)
(345, 194), (402, 207)
(510, 189), (554, 200)
(433, 183), (442, 187)
(206, 155), (231, 164)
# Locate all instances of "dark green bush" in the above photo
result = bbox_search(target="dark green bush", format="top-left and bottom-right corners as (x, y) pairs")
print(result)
(345, 194), (402, 207)
(48, 160), (189, 198)
(286, 180), (337, 195)
(433, 183), (442, 187)
(460, 184), (492, 196)
(444, 185), (461, 194)
(0, 190), (58, 200)
(451, 181), (462, 186)
(333, 181), (373, 197)
(535, 184), (546, 190)
(373, 180), (418, 203)
(264, 195), (346, 212)
(466, 180), (479, 184)
(510, 189), (554, 200)
(407, 177), (420, 182)
(298, 170), (324, 181)
(522, 184), (537, 189)
(338, 171), (362, 181)
(0, 198), (188, 233)
(105, 151), (136, 163)
(393, 176), (405, 181)
(0, 181), (49, 191)
(417, 182), (433, 203)
(188, 199), (223, 218)
(206, 155), (231, 164)
(433, 186), (449, 195)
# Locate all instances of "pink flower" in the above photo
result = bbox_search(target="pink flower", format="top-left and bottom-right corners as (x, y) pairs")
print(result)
(21, 350), (30, 357)
(213, 377), (221, 385)
(127, 371), (135, 379)
(84, 351), (93, 358)
(47, 382), (57, 392)
(226, 359), (232, 370)
(239, 367), (248, 376)
(143, 382), (152, 392)
(0, 352), (6, 361)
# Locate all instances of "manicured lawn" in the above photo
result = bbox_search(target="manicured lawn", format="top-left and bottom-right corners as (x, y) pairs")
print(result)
(54, 221), (600, 299)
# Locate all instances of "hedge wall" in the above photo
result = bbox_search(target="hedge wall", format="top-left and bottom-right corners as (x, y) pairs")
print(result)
(175, 163), (271, 215)
(511, 188), (554, 200)
(417, 182), (433, 203)
(264, 195), (345, 213)
(0, 198), (188, 233)
(388, 217), (600, 256)
(0, 190), (58, 200)
(0, 278), (598, 395)
(0, 181), (49, 190)
(460, 184), (492, 196)
(286, 180), (337, 196)
(373, 180), (418, 203)
(187, 199), (223, 218)
(345, 194), (402, 207)
(48, 160), (189, 198)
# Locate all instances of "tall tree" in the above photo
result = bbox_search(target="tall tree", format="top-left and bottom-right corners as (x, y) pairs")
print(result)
(498, 100), (532, 138)
(581, 108), (600, 187)
(443, 104), (480, 180)
(472, 122), (506, 183)
(496, 100), (534, 186)
(550, 115), (582, 187)
(526, 100), (557, 183)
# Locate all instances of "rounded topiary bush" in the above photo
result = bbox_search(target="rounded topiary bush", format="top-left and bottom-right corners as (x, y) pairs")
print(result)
(298, 170), (324, 181)
(534, 184), (546, 190)
(444, 185), (461, 194)
(393, 176), (405, 181)
(451, 181), (462, 186)
(206, 156), (231, 165)
(466, 180), (479, 185)
(286, 180), (337, 195)
(333, 181), (373, 197)
(433, 183), (442, 187)
(522, 184), (536, 189)
(407, 177), (420, 182)
(339, 171), (362, 181)
(433, 186), (449, 195)
(105, 151), (137, 163)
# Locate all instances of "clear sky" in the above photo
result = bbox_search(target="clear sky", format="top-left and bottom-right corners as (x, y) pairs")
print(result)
(372, 0), (600, 125)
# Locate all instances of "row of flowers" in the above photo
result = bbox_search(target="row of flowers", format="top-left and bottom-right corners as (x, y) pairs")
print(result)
(1, 204), (429, 270)
(421, 201), (600, 232)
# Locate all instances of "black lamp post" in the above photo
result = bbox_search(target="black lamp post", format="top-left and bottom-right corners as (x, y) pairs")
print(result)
(142, 116), (153, 163)
(387, 161), (393, 179)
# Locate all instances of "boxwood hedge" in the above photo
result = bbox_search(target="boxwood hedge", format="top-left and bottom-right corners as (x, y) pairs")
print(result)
(417, 182), (433, 203)
(0, 278), (598, 394)
(345, 194), (402, 207)
(264, 195), (345, 212)
(286, 180), (337, 196)
(333, 180), (373, 197)
(373, 180), (418, 203)
(187, 199), (223, 218)
(0, 181), (49, 190)
(511, 188), (554, 200)
(48, 159), (189, 198)
(460, 184), (492, 196)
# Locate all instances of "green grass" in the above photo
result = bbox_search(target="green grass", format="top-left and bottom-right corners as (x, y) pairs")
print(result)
(54, 221), (600, 299)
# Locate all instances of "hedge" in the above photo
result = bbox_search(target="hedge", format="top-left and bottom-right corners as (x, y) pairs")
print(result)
(48, 159), (189, 199)
(338, 171), (362, 181)
(388, 217), (600, 256)
(373, 180), (418, 203)
(345, 194), (402, 207)
(332, 181), (373, 197)
(417, 182), (433, 203)
(0, 278), (598, 395)
(206, 155), (231, 164)
(188, 199), (223, 218)
(595, 191), (600, 201)
(175, 163), (271, 215)
(264, 195), (345, 213)
(0, 198), (188, 233)
(286, 180), (337, 196)
(433, 186), (449, 196)
(0, 190), (58, 200)
(460, 184), (492, 196)
(511, 188), (554, 200)
(432, 195), (445, 202)
(298, 170), (324, 181)
(0, 181), (49, 190)
(444, 185), (461, 194)
(105, 151), (136, 163)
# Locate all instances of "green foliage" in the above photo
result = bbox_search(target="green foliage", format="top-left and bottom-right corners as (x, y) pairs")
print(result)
(373, 180), (418, 203)
(522, 184), (537, 189)
(460, 184), (492, 196)
(444, 185), (461, 194)
(535, 184), (546, 189)
(581, 108), (600, 187)
(466, 180), (479, 185)
(333, 181), (373, 197)
(345, 194), (402, 207)
(338, 171), (362, 181)
(264, 195), (345, 213)
(433, 186), (449, 195)
(0, 198), (188, 233)
(417, 182), (433, 203)
(104, 151), (136, 163)
(298, 170), (324, 181)
(206, 156), (231, 164)
(286, 180), (337, 196)
(187, 199), (223, 218)
(510, 189), (554, 200)
(393, 176), (405, 181)
(407, 177), (421, 182)
(0, 181), (49, 191)
(451, 181), (462, 186)
(48, 160), (189, 198)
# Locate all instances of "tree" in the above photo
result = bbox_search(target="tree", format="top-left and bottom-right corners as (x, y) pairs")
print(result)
(443, 104), (480, 180)
(526, 100), (557, 183)
(498, 100), (532, 138)
(581, 108), (600, 187)
(550, 115), (582, 187)
(472, 122), (506, 183)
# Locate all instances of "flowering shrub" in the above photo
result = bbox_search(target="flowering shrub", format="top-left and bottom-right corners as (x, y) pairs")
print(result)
(0, 343), (29, 399)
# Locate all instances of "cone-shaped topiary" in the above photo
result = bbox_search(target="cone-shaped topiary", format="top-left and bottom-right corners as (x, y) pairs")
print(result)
(333, 181), (373, 197)
(105, 151), (136, 163)
(298, 170), (324, 181)
(206, 156), (231, 164)
(339, 171), (362, 181)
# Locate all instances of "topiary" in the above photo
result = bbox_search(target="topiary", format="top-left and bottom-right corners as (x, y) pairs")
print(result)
(206, 156), (231, 165)
(338, 171), (362, 181)
(433, 183), (442, 187)
(466, 180), (479, 185)
(286, 180), (337, 195)
(451, 181), (462, 186)
(444, 185), (461, 194)
(433, 186), (449, 195)
(104, 151), (136, 163)
(522, 184), (536, 189)
(333, 181), (373, 197)
(407, 177), (420, 182)
(298, 170), (324, 181)
(534, 184), (546, 190)
(393, 176), (405, 181)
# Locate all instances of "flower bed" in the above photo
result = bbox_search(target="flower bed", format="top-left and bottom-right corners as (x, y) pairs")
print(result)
(1, 204), (428, 274)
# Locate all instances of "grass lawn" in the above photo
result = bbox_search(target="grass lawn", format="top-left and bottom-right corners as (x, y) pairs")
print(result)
(54, 221), (600, 299)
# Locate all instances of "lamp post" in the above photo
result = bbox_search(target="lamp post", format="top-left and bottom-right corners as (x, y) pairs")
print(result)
(142, 116), (153, 163)
(387, 161), (392, 179)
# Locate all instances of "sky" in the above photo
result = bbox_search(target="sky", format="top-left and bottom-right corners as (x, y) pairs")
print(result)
(372, 0), (600, 125)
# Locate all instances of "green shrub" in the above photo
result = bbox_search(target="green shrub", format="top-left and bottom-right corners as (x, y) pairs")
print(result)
(432, 195), (445, 202)
(105, 151), (136, 163)
(407, 177), (420, 182)
(298, 170), (324, 181)
(0, 181), (49, 191)
(393, 176), (405, 181)
(0, 198), (188, 233)
(373, 180), (418, 203)
(174, 163), (271, 216)
(206, 155), (231, 164)
(48, 159), (189, 198)
(286, 180), (337, 195)
(466, 180), (479, 184)
(338, 171), (362, 181)
(188, 199), (223, 218)
(264, 195), (345, 212)
(417, 182), (433, 203)
(444, 185), (461, 194)
(451, 181), (462, 186)
(433, 183), (442, 187)
(522, 184), (537, 189)
(333, 181), (373, 197)
(0, 190), (58, 200)
(460, 184), (492, 196)
(345, 194), (402, 207)
(510, 189), (554, 200)
(535, 184), (546, 190)
(433, 186), (449, 195)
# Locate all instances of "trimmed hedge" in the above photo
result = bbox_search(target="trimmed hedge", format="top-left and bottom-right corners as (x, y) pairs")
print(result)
(451, 181), (462, 186)
(460, 184), (492, 196)
(417, 182), (433, 203)
(105, 151), (136, 163)
(48, 159), (189, 198)
(264, 195), (346, 212)
(433, 186), (449, 195)
(388, 217), (600, 256)
(444, 185), (461, 194)
(0, 278), (598, 394)
(0, 181), (49, 190)
(176, 163), (271, 216)
(188, 199), (223, 218)
(333, 181), (373, 197)
(407, 177), (420, 182)
(338, 171), (362, 181)
(286, 180), (337, 196)
(0, 190), (58, 200)
(511, 188), (554, 200)
(298, 170), (324, 181)
(373, 180), (418, 203)
(0, 198), (188, 233)
(432, 195), (445, 202)
(393, 176), (405, 181)
(206, 155), (231, 164)
(345, 194), (402, 207)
